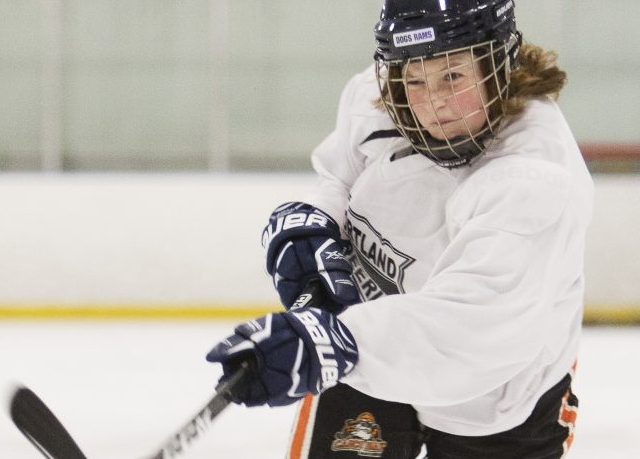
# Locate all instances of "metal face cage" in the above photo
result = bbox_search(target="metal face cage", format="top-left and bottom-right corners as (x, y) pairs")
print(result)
(375, 37), (516, 168)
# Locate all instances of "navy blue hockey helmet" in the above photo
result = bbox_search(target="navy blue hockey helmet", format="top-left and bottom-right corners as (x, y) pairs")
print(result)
(374, 0), (519, 62)
(374, 0), (522, 168)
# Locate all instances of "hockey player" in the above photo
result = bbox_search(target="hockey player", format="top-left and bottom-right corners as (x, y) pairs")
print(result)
(207, 0), (593, 457)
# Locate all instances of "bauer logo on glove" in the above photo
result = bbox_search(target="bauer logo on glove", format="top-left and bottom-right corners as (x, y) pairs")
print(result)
(206, 307), (358, 408)
(262, 202), (360, 312)
(261, 202), (333, 248)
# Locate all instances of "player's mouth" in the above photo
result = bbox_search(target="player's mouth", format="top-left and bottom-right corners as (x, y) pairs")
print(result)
(427, 119), (460, 128)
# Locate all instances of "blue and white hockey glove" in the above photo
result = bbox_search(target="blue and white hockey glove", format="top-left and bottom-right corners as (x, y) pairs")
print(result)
(206, 308), (358, 407)
(262, 202), (360, 312)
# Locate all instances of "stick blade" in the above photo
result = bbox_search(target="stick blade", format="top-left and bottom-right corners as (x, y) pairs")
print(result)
(10, 386), (88, 459)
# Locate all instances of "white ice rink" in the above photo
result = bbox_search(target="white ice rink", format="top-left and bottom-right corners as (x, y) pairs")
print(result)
(1, 322), (638, 459)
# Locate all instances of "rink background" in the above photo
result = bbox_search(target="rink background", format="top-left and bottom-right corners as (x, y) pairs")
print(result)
(1, 322), (639, 459)
(2, 1), (639, 457)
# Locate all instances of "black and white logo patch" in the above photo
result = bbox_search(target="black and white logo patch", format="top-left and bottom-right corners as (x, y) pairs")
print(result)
(344, 208), (415, 301)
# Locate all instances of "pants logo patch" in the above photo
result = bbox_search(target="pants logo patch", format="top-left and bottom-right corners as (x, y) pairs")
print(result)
(331, 411), (388, 457)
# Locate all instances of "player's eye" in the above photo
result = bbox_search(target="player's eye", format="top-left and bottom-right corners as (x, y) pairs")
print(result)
(406, 79), (426, 86)
(444, 72), (464, 82)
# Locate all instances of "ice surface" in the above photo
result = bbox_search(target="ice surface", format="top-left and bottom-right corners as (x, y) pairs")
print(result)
(0, 322), (638, 458)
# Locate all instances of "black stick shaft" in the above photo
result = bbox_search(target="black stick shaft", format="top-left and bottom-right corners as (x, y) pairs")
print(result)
(149, 282), (324, 458)
(148, 362), (251, 459)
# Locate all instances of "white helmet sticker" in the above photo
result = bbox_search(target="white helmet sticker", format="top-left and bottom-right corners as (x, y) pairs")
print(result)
(393, 27), (436, 48)
(496, 0), (514, 18)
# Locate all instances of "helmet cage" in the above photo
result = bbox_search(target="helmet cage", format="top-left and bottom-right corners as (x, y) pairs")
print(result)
(375, 36), (517, 168)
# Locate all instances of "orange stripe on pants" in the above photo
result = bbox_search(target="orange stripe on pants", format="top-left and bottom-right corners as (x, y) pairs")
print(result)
(558, 390), (578, 456)
(289, 395), (315, 459)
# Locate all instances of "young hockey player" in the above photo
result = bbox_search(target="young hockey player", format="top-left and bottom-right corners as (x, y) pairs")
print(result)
(207, 1), (593, 457)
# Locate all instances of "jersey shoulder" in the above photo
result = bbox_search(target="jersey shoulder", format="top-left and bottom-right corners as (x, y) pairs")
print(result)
(341, 65), (383, 116)
(338, 65), (408, 160)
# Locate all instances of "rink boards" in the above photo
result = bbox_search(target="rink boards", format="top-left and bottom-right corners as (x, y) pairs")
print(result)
(0, 174), (638, 324)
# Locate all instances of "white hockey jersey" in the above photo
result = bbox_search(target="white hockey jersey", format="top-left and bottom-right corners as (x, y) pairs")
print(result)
(306, 65), (594, 436)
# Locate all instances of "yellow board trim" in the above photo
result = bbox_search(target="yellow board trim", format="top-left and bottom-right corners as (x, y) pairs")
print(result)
(582, 306), (640, 325)
(0, 304), (638, 325)
(0, 305), (279, 321)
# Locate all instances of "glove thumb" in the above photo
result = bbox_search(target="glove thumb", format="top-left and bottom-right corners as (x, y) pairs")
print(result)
(206, 334), (255, 364)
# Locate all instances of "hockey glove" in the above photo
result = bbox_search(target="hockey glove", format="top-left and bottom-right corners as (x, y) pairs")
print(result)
(262, 202), (359, 312)
(206, 308), (358, 407)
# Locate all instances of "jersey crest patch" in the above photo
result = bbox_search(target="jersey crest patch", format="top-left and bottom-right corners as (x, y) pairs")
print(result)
(331, 411), (388, 457)
(345, 208), (415, 301)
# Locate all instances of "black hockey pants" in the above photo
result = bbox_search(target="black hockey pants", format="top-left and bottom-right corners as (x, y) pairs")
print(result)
(286, 374), (577, 459)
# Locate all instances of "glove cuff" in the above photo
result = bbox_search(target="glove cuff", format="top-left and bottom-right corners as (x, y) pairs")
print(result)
(284, 308), (358, 392)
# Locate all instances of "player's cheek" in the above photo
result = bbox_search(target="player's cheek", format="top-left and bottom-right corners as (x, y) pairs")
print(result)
(454, 87), (484, 115)
(411, 102), (435, 128)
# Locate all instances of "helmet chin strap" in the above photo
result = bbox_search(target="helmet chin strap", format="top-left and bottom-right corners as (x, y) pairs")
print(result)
(412, 129), (492, 168)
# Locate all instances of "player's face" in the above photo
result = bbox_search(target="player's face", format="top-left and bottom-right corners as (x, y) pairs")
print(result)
(404, 51), (489, 141)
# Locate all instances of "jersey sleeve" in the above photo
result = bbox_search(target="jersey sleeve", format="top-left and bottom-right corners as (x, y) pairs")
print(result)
(338, 158), (583, 407)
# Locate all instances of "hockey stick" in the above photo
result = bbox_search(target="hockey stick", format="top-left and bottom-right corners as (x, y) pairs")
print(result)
(9, 282), (324, 459)
(9, 363), (250, 459)
(10, 385), (88, 459)
(149, 361), (252, 458)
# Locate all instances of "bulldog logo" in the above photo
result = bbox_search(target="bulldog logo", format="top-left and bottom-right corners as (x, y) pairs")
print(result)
(331, 412), (388, 457)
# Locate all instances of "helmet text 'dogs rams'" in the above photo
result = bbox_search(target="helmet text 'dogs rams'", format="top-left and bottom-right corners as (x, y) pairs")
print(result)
(374, 0), (522, 168)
